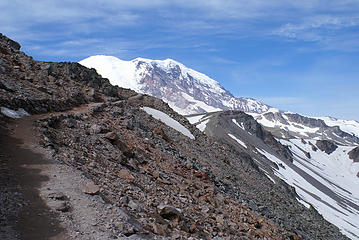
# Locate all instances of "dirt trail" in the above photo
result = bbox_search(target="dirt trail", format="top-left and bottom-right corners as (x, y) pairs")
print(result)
(0, 102), (142, 240)
(0, 116), (67, 240)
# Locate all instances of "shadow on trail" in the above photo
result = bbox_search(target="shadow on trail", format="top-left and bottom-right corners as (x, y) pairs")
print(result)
(0, 121), (65, 240)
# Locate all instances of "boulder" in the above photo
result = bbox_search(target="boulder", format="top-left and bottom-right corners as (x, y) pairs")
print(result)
(152, 223), (168, 235)
(82, 180), (100, 195)
(157, 204), (183, 221)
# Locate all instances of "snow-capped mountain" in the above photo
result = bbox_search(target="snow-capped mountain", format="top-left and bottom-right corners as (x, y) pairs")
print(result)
(79, 55), (272, 115)
(80, 54), (359, 239)
(4, 33), (358, 239)
(188, 111), (359, 239)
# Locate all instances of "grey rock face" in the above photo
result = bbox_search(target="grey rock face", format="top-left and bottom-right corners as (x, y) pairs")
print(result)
(348, 146), (359, 162)
(316, 140), (338, 154)
(286, 113), (327, 128)
(256, 112), (359, 146)
(0, 33), (21, 51)
(208, 111), (293, 162)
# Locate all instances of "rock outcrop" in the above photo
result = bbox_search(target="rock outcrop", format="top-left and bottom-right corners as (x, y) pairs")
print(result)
(316, 140), (338, 155)
(348, 146), (359, 163)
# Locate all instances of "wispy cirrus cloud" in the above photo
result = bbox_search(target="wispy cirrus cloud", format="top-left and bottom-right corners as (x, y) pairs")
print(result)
(2, 1), (359, 46)
(274, 15), (359, 41)
(2, 0), (359, 120)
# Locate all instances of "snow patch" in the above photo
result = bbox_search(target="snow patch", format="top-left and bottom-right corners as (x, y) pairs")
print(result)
(251, 112), (320, 137)
(232, 119), (245, 130)
(257, 144), (359, 239)
(141, 107), (195, 140)
(187, 114), (206, 124)
(1, 107), (30, 119)
(79, 55), (142, 92)
(196, 119), (209, 132)
(265, 173), (276, 183)
(317, 116), (359, 138)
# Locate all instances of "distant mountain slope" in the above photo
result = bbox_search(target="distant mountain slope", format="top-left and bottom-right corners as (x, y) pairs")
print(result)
(188, 111), (359, 239)
(79, 55), (272, 115)
(248, 111), (359, 146)
(79, 53), (359, 239)
(317, 116), (359, 138)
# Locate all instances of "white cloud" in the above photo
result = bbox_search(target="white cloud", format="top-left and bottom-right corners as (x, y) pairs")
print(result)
(1, 0), (359, 58)
(274, 15), (359, 42)
(211, 56), (241, 65)
(2, 1), (359, 40)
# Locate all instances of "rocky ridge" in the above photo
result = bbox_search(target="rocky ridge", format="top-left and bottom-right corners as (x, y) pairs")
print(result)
(251, 111), (359, 146)
(0, 34), (348, 239)
(188, 109), (359, 239)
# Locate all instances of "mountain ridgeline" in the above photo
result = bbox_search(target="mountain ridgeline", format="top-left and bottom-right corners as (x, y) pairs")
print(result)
(0, 33), (357, 239)
(80, 55), (272, 115)
(80, 54), (359, 239)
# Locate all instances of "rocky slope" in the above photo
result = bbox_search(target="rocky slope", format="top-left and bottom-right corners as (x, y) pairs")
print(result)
(0, 34), (350, 239)
(188, 111), (359, 239)
(79, 55), (272, 115)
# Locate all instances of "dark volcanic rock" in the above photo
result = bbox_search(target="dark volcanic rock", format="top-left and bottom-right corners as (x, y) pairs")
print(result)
(309, 141), (318, 151)
(286, 113), (328, 128)
(222, 111), (293, 162)
(316, 140), (338, 154)
(0, 34), (349, 240)
(0, 33), (21, 51)
(348, 146), (359, 162)
(0, 34), (126, 115)
(157, 204), (183, 221)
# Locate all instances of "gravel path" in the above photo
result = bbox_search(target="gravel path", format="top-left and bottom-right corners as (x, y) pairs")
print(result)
(0, 104), (151, 240)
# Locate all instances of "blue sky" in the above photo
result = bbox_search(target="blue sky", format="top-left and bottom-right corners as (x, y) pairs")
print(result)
(2, 0), (359, 120)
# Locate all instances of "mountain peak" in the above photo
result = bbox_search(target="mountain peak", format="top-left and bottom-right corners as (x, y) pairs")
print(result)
(80, 55), (272, 115)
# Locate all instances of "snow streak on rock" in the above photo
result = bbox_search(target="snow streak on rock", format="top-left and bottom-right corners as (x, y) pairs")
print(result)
(141, 107), (195, 139)
(275, 139), (359, 239)
(190, 111), (359, 239)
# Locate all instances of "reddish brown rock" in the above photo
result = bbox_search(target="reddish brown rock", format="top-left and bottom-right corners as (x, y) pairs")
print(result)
(82, 180), (100, 195)
(119, 169), (135, 182)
